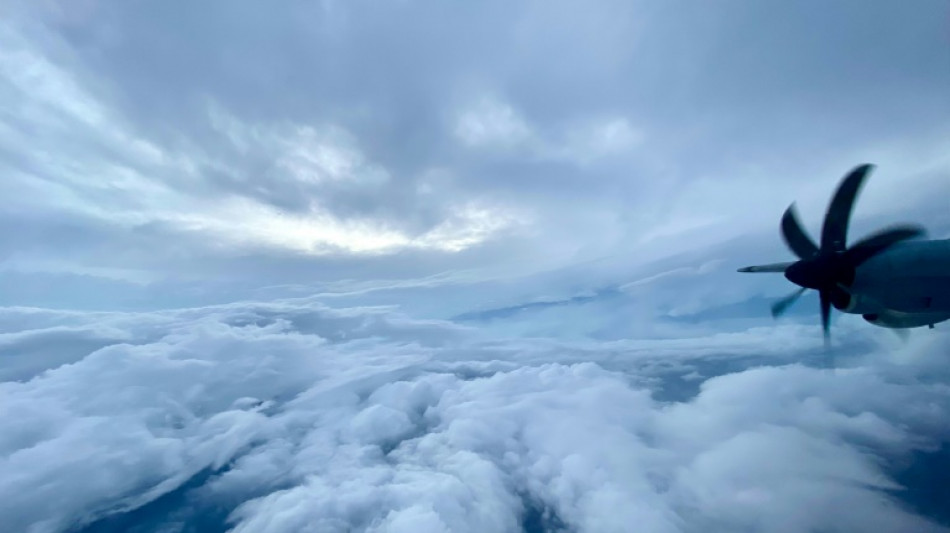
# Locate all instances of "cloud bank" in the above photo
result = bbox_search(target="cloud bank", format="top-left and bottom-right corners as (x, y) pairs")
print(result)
(2, 301), (949, 533)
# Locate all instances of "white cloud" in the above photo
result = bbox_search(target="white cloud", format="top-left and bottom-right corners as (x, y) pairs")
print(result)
(556, 117), (645, 164)
(454, 97), (644, 165)
(0, 28), (520, 259)
(3, 3), (950, 530)
(165, 196), (522, 256)
(455, 97), (534, 149)
(2, 301), (949, 532)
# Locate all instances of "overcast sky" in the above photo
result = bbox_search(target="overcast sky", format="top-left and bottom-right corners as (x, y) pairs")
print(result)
(2, 0), (948, 313)
(3, 2), (950, 532)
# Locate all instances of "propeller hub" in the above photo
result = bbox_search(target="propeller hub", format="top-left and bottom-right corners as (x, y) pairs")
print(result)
(784, 259), (825, 290)
(784, 254), (855, 291)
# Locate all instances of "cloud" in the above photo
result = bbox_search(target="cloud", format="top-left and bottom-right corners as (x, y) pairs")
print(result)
(2, 3), (950, 530)
(3, 0), (948, 311)
(455, 97), (534, 150)
(0, 11), (531, 287)
(2, 300), (950, 532)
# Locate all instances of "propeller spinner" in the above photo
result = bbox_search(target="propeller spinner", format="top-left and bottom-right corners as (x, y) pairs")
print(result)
(738, 164), (926, 345)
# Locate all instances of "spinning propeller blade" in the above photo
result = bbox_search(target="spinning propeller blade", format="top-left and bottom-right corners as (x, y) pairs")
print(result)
(738, 164), (927, 346)
(771, 287), (806, 318)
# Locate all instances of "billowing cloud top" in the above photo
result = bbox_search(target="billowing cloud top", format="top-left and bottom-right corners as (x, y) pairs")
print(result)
(3, 302), (950, 532)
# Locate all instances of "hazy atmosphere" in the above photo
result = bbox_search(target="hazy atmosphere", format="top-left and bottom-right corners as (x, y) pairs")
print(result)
(2, 1), (950, 532)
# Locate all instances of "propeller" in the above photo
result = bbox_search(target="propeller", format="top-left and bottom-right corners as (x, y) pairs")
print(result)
(738, 164), (927, 345)
(770, 287), (805, 318)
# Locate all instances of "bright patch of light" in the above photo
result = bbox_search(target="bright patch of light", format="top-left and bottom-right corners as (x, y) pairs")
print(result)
(418, 204), (520, 252)
(170, 198), (520, 255)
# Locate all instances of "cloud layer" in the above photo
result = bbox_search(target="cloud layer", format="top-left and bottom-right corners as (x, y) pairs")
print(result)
(3, 2), (950, 532)
(2, 0), (949, 310)
(3, 300), (950, 532)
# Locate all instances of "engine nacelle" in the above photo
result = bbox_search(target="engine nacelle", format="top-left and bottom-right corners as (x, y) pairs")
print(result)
(862, 311), (950, 329)
(834, 289), (878, 315)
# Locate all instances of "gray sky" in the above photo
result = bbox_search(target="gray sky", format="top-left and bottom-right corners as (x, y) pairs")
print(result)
(1, 0), (948, 315)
